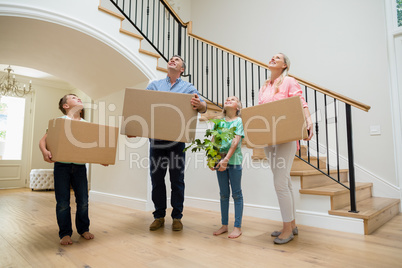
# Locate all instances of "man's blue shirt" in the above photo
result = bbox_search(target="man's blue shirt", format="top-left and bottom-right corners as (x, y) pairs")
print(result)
(146, 76), (205, 102)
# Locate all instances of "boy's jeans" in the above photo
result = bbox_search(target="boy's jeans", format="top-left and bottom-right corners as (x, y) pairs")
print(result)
(54, 162), (89, 239)
(216, 165), (243, 228)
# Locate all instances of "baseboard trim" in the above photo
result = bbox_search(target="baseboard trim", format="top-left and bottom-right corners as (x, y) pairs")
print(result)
(90, 190), (148, 211)
(185, 196), (365, 235)
(88, 192), (364, 234)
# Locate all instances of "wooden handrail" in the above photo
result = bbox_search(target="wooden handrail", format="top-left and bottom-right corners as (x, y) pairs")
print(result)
(140, 1), (371, 112)
(186, 23), (371, 112)
(289, 74), (371, 112)
(159, 0), (189, 27)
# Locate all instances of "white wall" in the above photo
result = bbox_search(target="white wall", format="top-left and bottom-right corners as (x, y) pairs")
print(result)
(188, 0), (397, 186)
(30, 81), (75, 170)
(89, 83), (151, 210)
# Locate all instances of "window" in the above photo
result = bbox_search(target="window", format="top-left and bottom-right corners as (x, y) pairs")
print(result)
(398, 0), (402, 27)
(0, 96), (26, 160)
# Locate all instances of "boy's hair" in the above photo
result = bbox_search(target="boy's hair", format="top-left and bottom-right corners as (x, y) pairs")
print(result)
(223, 96), (242, 117)
(58, 94), (77, 115)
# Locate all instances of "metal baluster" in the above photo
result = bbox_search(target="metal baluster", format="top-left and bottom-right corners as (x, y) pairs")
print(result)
(251, 64), (254, 107)
(244, 60), (247, 106)
(233, 55), (235, 97)
(196, 40), (199, 93)
(135, 0), (138, 25)
(211, 46), (214, 103)
(222, 50), (224, 108)
(201, 42), (204, 97)
(151, 0), (155, 43)
(346, 104), (358, 213)
(157, 1), (160, 49)
(324, 95), (330, 174)
(238, 58), (241, 100)
(141, 0), (144, 30)
(314, 90), (320, 169)
(227, 53), (230, 98)
(216, 48), (219, 105)
(206, 44), (208, 99)
(334, 99), (340, 182)
(167, 14), (170, 58)
(305, 86), (310, 163)
(146, 0), (149, 37)
(172, 20), (175, 56)
(162, 7), (165, 55)
(129, 0), (132, 19)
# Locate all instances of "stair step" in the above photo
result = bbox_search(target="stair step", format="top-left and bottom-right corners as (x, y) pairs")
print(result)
(119, 28), (143, 40)
(298, 170), (349, 189)
(292, 156), (327, 171)
(299, 182), (372, 196)
(138, 48), (160, 59)
(291, 169), (348, 177)
(98, 5), (125, 20)
(329, 197), (400, 234)
(156, 66), (168, 73)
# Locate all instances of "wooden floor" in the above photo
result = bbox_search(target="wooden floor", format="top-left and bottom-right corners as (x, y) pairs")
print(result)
(1, 188), (401, 268)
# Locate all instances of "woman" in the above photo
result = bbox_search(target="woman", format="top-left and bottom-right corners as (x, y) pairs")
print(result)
(258, 53), (313, 244)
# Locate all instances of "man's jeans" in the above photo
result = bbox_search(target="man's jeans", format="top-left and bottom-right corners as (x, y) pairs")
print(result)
(149, 140), (185, 219)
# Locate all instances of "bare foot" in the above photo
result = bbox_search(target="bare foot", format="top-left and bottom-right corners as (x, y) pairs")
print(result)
(213, 225), (228, 236)
(228, 227), (242, 239)
(60, 235), (73, 245)
(81, 231), (95, 240)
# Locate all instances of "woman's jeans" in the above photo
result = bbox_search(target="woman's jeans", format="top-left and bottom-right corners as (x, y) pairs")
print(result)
(54, 162), (89, 239)
(216, 165), (243, 228)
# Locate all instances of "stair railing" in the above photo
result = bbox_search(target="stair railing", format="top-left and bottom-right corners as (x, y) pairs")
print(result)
(108, 0), (371, 213)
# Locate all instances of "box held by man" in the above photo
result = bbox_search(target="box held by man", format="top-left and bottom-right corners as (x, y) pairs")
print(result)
(120, 88), (198, 143)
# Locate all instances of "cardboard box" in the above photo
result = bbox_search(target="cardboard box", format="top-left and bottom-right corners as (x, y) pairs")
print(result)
(242, 96), (308, 148)
(120, 88), (198, 143)
(46, 118), (119, 165)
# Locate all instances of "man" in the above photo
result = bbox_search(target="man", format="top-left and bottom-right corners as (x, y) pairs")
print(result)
(146, 55), (206, 231)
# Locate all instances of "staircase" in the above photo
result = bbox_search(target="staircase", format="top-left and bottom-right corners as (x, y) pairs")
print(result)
(97, 0), (400, 235)
(253, 147), (400, 235)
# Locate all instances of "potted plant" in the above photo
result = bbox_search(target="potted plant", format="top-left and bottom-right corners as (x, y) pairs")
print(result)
(184, 118), (237, 169)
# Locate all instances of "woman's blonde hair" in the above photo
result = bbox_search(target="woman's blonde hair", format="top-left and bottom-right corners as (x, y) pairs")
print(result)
(223, 96), (242, 117)
(265, 53), (291, 93)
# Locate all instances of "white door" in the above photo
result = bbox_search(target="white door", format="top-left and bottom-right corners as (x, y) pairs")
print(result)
(0, 94), (33, 188)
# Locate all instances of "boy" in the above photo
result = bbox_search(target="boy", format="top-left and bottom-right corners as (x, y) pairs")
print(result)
(39, 94), (95, 245)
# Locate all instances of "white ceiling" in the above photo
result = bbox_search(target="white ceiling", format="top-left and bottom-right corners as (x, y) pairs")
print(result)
(0, 16), (149, 99)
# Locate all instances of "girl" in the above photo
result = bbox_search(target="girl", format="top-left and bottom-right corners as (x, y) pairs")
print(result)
(258, 53), (313, 244)
(211, 96), (244, 239)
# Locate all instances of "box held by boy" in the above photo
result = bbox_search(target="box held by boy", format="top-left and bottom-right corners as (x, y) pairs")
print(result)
(46, 118), (119, 165)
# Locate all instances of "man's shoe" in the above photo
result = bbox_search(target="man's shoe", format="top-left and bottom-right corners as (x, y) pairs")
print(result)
(149, 218), (165, 231)
(172, 218), (183, 231)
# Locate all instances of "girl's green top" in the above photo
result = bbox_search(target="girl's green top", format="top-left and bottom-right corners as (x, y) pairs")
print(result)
(217, 117), (244, 165)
